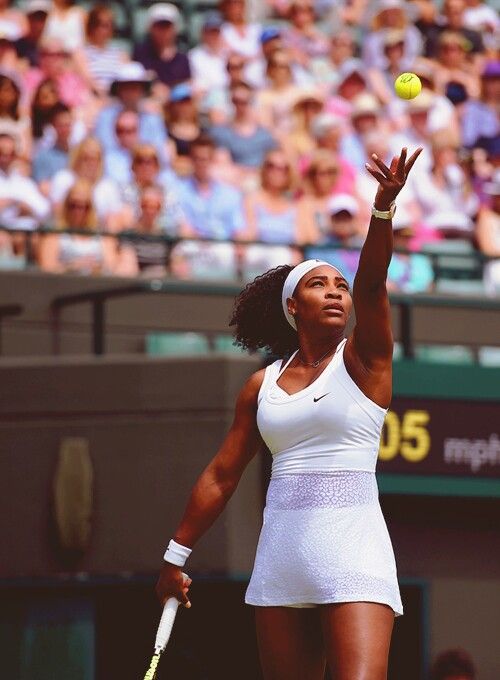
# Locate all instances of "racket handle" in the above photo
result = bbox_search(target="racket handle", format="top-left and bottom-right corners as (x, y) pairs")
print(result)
(154, 571), (188, 654)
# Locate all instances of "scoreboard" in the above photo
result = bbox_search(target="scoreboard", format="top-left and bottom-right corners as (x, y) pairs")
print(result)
(378, 397), (500, 478)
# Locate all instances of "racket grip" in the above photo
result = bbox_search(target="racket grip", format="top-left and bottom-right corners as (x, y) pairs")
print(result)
(154, 572), (189, 654)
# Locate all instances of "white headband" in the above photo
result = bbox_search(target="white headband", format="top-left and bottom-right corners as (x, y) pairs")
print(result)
(282, 259), (347, 331)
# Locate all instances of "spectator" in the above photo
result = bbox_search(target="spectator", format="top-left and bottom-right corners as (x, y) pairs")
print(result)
(0, 0), (27, 36)
(389, 89), (436, 172)
(245, 26), (283, 89)
(94, 61), (168, 158)
(189, 12), (228, 96)
(0, 70), (30, 158)
(0, 21), (22, 71)
(310, 29), (358, 93)
(245, 25), (312, 90)
(104, 109), (140, 185)
(362, 0), (423, 71)
(176, 134), (245, 239)
(461, 60), (499, 148)
(341, 93), (385, 170)
(120, 143), (186, 236)
(283, 87), (323, 163)
(406, 131), (479, 239)
(304, 193), (365, 286)
(297, 149), (342, 239)
(282, 0), (329, 67)
(42, 0), (86, 52)
(164, 83), (201, 175)
(75, 4), (128, 97)
(477, 171), (500, 295)
(387, 225), (435, 292)
(463, 0), (499, 54)
(15, 0), (50, 68)
(220, 0), (261, 62)
(119, 185), (171, 278)
(431, 31), (480, 99)
(239, 149), (305, 244)
(424, 0), (484, 60)
(50, 136), (122, 229)
(429, 647), (476, 680)
(133, 3), (190, 88)
(326, 60), (371, 121)
(203, 51), (246, 124)
(368, 30), (412, 106)
(0, 133), (50, 231)
(209, 80), (277, 178)
(38, 178), (118, 275)
(255, 49), (303, 133)
(32, 102), (72, 188)
(23, 37), (90, 109)
(309, 113), (357, 195)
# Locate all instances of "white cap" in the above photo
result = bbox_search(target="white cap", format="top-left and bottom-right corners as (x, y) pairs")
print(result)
(111, 61), (154, 85)
(310, 113), (343, 139)
(351, 93), (380, 118)
(376, 0), (404, 13)
(0, 21), (22, 41)
(328, 194), (359, 216)
(24, 0), (51, 14)
(338, 58), (366, 85)
(147, 3), (180, 29)
(407, 88), (434, 112)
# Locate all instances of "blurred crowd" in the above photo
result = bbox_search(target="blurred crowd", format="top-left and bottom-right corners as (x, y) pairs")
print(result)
(0, 0), (498, 293)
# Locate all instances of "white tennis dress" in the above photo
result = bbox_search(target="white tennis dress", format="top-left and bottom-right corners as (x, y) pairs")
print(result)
(245, 337), (404, 616)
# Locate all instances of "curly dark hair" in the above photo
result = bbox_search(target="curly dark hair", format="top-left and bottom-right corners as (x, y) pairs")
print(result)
(430, 648), (476, 680)
(229, 264), (299, 357)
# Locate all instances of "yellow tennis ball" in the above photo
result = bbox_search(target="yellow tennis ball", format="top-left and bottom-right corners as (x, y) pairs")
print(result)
(394, 73), (422, 100)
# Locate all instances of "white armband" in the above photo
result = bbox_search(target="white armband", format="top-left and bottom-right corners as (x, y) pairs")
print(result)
(163, 539), (192, 566)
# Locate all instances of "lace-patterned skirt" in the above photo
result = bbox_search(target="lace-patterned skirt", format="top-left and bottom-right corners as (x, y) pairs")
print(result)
(245, 471), (404, 616)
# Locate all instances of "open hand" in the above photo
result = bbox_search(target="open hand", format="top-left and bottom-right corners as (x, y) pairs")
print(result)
(366, 147), (422, 211)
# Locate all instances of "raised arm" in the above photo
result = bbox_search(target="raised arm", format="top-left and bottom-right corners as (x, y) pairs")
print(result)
(155, 369), (265, 607)
(352, 147), (422, 370)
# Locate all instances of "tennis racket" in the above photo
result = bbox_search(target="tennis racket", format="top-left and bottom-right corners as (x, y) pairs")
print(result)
(143, 572), (189, 680)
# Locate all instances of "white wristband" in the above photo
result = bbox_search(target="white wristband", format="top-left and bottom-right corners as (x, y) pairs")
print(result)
(163, 539), (192, 566)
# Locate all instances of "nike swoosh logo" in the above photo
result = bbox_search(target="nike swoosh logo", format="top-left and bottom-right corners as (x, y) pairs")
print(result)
(313, 393), (330, 402)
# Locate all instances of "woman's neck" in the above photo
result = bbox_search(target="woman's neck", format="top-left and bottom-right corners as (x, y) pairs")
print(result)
(295, 336), (344, 366)
(264, 185), (284, 199)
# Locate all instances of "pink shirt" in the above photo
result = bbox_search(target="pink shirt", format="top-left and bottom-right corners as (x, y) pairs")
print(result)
(23, 69), (89, 108)
(298, 155), (357, 197)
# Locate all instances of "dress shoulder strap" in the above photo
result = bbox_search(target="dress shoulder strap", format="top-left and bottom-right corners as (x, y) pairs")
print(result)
(276, 349), (299, 380)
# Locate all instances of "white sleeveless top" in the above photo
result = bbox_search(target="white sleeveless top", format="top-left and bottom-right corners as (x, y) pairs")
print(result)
(257, 338), (389, 478)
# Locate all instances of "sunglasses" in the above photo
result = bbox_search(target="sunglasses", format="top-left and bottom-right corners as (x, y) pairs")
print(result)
(314, 167), (338, 176)
(153, 20), (174, 27)
(42, 50), (66, 57)
(232, 97), (250, 105)
(264, 160), (289, 172)
(116, 126), (138, 134)
(68, 201), (90, 210)
(135, 156), (158, 164)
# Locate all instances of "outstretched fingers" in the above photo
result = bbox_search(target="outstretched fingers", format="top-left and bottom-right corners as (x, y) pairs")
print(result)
(404, 147), (423, 176)
(365, 164), (392, 186)
(396, 147), (407, 179)
(370, 154), (393, 179)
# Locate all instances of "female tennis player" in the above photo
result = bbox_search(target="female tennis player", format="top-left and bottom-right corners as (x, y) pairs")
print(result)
(156, 146), (422, 679)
